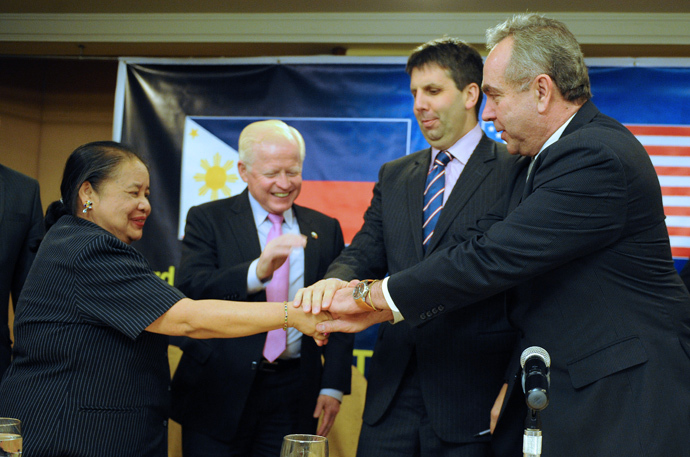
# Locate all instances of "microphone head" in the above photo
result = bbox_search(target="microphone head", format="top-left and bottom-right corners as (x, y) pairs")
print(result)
(520, 346), (551, 368)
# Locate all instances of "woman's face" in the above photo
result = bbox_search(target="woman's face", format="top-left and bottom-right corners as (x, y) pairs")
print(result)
(82, 159), (151, 244)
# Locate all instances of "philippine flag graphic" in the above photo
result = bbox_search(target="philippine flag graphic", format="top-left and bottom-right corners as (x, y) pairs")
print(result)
(179, 116), (413, 242)
(630, 125), (690, 259)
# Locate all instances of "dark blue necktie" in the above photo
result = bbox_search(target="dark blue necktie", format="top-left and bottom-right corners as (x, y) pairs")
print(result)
(423, 150), (452, 250)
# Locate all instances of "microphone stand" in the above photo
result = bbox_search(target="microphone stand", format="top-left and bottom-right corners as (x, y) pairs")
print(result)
(523, 408), (542, 457)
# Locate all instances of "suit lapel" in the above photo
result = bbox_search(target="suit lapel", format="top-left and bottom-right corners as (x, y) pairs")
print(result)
(426, 135), (495, 253)
(293, 205), (319, 287)
(522, 101), (598, 200)
(406, 149), (431, 261)
(229, 189), (262, 260)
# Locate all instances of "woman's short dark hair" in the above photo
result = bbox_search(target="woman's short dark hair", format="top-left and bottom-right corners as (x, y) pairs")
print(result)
(44, 141), (147, 232)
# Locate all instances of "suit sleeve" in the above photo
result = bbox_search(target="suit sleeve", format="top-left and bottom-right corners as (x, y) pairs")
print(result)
(11, 178), (44, 308)
(175, 205), (255, 300)
(318, 217), (353, 394)
(388, 136), (630, 326)
(325, 163), (390, 281)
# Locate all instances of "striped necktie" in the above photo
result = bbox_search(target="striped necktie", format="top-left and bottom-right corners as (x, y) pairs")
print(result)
(422, 150), (452, 250)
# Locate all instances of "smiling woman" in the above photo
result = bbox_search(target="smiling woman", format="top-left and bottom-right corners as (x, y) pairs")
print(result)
(0, 141), (331, 457)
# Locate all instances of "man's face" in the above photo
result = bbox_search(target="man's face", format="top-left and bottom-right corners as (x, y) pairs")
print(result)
(410, 63), (475, 150)
(481, 37), (543, 157)
(238, 138), (302, 215)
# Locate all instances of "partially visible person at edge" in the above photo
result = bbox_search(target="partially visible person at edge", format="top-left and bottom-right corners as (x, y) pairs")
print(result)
(312, 38), (519, 457)
(296, 13), (690, 457)
(0, 162), (44, 378)
(0, 141), (330, 457)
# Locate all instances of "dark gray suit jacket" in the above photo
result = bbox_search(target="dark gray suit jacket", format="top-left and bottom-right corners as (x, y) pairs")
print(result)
(326, 134), (520, 443)
(170, 189), (353, 440)
(0, 165), (43, 377)
(388, 101), (690, 456)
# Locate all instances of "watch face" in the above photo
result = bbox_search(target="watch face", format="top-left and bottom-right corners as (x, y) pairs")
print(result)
(353, 282), (368, 300)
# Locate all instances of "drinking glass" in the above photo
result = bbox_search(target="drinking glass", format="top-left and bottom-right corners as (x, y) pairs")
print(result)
(0, 418), (21, 457)
(280, 434), (328, 457)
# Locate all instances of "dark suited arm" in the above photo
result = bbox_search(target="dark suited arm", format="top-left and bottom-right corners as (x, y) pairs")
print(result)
(326, 164), (390, 282)
(176, 205), (255, 300)
(11, 179), (43, 309)
(317, 218), (353, 394)
(388, 140), (631, 326)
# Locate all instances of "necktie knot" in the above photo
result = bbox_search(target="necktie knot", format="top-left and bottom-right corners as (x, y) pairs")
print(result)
(435, 150), (452, 168)
(267, 213), (284, 227)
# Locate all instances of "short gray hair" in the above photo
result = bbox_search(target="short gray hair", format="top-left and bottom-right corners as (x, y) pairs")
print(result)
(486, 13), (592, 103)
(238, 120), (305, 168)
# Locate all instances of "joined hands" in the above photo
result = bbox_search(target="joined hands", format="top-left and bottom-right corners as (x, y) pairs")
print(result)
(293, 278), (394, 345)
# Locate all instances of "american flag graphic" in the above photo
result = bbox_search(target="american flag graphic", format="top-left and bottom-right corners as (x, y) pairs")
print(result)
(630, 125), (690, 258)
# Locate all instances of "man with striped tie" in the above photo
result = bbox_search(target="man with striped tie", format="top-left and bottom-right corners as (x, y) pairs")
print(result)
(319, 38), (521, 457)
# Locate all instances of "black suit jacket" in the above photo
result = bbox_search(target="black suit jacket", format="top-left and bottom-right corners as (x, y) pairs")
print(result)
(170, 189), (353, 440)
(326, 134), (520, 443)
(0, 165), (43, 376)
(388, 102), (690, 456)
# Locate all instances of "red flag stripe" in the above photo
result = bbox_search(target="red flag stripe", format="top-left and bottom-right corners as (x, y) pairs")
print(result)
(664, 207), (690, 216)
(666, 227), (690, 236)
(661, 187), (690, 196)
(672, 247), (690, 257)
(626, 125), (690, 136)
(644, 146), (690, 156)
(655, 166), (690, 176)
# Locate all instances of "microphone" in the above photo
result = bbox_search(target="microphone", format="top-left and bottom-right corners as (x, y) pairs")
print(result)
(520, 346), (551, 411)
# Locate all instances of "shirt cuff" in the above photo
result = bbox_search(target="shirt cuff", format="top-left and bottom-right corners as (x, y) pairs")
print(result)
(382, 277), (404, 323)
(319, 388), (344, 402)
(247, 258), (266, 294)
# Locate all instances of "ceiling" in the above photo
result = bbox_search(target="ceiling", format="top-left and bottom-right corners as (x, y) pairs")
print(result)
(2, 0), (689, 14)
(1, 1), (689, 58)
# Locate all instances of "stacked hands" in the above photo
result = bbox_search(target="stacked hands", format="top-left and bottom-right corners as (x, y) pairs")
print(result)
(293, 278), (394, 345)
(259, 235), (392, 343)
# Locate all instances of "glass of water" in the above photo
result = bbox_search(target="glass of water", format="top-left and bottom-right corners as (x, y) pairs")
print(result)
(0, 418), (21, 456)
(280, 434), (328, 457)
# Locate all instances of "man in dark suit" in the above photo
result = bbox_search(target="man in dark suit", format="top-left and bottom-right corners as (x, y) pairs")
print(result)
(302, 14), (690, 457)
(318, 38), (518, 457)
(170, 120), (353, 457)
(0, 164), (43, 377)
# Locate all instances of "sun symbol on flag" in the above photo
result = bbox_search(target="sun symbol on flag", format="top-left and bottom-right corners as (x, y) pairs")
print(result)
(194, 152), (239, 200)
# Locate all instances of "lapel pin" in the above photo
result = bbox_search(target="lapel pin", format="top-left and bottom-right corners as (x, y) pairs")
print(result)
(311, 231), (318, 239)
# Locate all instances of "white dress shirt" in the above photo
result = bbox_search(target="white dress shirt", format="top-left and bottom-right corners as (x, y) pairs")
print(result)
(246, 193), (342, 401)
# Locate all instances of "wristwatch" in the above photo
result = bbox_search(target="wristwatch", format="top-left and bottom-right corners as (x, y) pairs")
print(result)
(352, 279), (379, 311)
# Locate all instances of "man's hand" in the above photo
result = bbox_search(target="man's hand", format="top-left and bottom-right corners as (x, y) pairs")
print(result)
(293, 278), (355, 314)
(316, 306), (393, 334)
(256, 234), (307, 281)
(490, 383), (508, 433)
(313, 394), (341, 436)
(287, 303), (332, 342)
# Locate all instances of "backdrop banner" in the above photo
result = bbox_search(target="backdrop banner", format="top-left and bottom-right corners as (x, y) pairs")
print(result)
(115, 57), (690, 374)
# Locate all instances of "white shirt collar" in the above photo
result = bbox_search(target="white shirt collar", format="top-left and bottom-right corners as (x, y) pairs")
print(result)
(247, 191), (295, 228)
(431, 123), (483, 165)
(536, 112), (578, 158)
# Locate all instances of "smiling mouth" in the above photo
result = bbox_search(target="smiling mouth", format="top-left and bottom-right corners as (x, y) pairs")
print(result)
(273, 192), (290, 198)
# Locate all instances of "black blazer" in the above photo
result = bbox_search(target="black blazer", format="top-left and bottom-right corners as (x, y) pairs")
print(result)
(325, 134), (520, 443)
(387, 102), (690, 456)
(170, 189), (353, 440)
(0, 165), (43, 376)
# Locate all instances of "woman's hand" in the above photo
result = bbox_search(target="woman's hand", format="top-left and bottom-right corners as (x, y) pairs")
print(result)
(287, 302), (332, 342)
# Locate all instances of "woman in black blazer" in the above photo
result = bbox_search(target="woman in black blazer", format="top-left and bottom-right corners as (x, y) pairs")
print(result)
(0, 141), (329, 457)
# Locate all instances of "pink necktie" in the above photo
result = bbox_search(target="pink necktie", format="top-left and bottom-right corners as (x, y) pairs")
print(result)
(263, 213), (288, 362)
